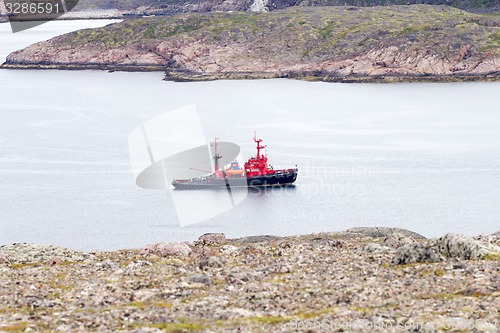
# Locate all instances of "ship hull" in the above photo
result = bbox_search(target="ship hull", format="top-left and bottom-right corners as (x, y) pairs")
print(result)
(172, 169), (298, 190)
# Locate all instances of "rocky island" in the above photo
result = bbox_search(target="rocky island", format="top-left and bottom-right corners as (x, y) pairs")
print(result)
(1, 228), (499, 332)
(2, 5), (499, 82)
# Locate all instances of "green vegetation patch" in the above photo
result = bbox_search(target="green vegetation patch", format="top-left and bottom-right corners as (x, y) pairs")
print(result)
(0, 322), (29, 332)
(9, 262), (40, 269)
(53, 6), (499, 62)
(482, 252), (500, 261)
(137, 322), (206, 332)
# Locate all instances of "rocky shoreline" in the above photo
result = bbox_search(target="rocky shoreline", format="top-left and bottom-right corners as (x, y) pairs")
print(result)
(163, 69), (500, 83)
(2, 6), (499, 83)
(1, 228), (499, 332)
(2, 61), (499, 83)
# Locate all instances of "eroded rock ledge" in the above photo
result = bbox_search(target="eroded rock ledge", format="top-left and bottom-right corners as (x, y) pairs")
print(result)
(2, 6), (500, 83)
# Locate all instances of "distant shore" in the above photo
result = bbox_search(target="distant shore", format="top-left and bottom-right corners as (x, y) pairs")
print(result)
(2, 61), (500, 83)
(1, 227), (499, 332)
(2, 6), (499, 84)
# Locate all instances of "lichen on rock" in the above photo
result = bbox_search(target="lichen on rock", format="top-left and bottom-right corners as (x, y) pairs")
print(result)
(392, 233), (500, 265)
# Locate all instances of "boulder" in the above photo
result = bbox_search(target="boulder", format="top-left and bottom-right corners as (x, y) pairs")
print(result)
(190, 273), (212, 285)
(436, 234), (500, 260)
(190, 246), (220, 259)
(249, 0), (269, 12)
(220, 245), (240, 256)
(392, 233), (500, 265)
(197, 233), (227, 246)
(141, 242), (191, 258)
(0, 243), (94, 264)
(199, 256), (225, 270)
(391, 242), (444, 265)
(382, 232), (419, 249)
(235, 235), (283, 243)
(46, 257), (63, 266)
(363, 243), (393, 253)
(346, 227), (426, 240)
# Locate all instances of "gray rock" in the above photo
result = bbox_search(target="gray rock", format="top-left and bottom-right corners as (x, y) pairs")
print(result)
(133, 328), (164, 333)
(197, 233), (227, 245)
(102, 260), (119, 270)
(126, 260), (151, 271)
(307, 237), (344, 248)
(474, 234), (500, 247)
(220, 245), (240, 256)
(190, 274), (212, 285)
(190, 245), (220, 259)
(0, 243), (94, 264)
(392, 233), (500, 265)
(141, 242), (191, 258)
(199, 256), (225, 270)
(346, 227), (427, 240)
(0, 254), (9, 264)
(382, 232), (419, 249)
(249, 0), (269, 13)
(392, 242), (444, 265)
(436, 233), (500, 259)
(266, 263), (292, 274)
(46, 257), (63, 266)
(234, 235), (283, 243)
(363, 243), (392, 253)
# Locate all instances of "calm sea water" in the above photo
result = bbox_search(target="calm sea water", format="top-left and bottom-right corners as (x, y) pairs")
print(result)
(1, 21), (499, 250)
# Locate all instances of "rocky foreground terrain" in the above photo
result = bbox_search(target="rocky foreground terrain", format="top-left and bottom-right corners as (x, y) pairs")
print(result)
(0, 228), (499, 332)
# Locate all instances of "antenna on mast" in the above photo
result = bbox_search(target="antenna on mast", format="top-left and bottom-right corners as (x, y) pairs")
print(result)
(212, 137), (222, 161)
(253, 131), (266, 159)
(211, 137), (223, 177)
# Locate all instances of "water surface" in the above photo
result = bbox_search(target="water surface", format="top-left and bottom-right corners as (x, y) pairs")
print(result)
(1, 21), (499, 250)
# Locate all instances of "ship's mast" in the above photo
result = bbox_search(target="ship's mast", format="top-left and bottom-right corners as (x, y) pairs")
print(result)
(254, 132), (266, 159)
(212, 137), (223, 178)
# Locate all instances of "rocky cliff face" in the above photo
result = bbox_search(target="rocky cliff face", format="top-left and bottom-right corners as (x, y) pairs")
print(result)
(3, 6), (500, 82)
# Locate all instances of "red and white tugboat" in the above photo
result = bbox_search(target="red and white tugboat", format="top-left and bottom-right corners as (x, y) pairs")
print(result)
(171, 135), (298, 189)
